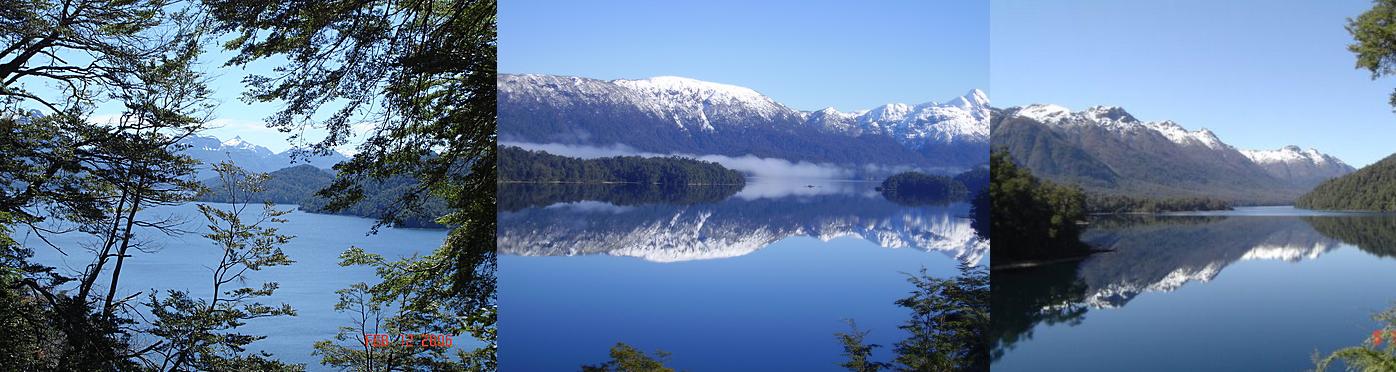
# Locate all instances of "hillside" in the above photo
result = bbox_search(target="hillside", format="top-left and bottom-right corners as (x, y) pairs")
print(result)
(990, 105), (1352, 204)
(196, 164), (447, 228)
(1296, 153), (1396, 211)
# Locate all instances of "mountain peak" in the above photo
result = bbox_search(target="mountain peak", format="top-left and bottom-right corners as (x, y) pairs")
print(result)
(1082, 105), (1137, 123)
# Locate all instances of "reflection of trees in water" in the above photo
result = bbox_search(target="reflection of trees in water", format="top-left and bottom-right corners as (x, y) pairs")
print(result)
(992, 215), (1356, 362)
(1078, 216), (1335, 308)
(1303, 216), (1396, 259)
(990, 262), (1088, 361)
(498, 183), (742, 212)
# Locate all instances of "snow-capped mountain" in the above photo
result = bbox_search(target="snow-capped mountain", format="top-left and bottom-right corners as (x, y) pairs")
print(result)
(993, 104), (1353, 202)
(1240, 146), (1355, 188)
(178, 135), (350, 178)
(498, 74), (989, 167)
(498, 188), (987, 264)
(805, 89), (989, 146)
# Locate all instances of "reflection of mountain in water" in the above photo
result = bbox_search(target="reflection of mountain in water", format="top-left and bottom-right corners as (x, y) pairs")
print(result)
(993, 215), (1361, 359)
(498, 183), (987, 263)
(1078, 216), (1339, 309)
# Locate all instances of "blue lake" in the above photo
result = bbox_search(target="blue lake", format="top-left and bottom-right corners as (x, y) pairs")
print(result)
(992, 207), (1396, 371)
(20, 202), (452, 366)
(497, 180), (986, 370)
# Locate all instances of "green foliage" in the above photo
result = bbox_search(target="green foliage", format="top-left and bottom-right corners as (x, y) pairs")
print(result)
(1086, 193), (1231, 213)
(1348, 0), (1396, 109)
(1314, 305), (1396, 371)
(203, 0), (499, 366)
(313, 247), (487, 370)
(581, 343), (676, 372)
(988, 150), (1091, 264)
(499, 146), (746, 185)
(835, 263), (990, 372)
(144, 161), (302, 371)
(879, 171), (969, 206)
(835, 320), (893, 372)
(1297, 153), (1396, 211)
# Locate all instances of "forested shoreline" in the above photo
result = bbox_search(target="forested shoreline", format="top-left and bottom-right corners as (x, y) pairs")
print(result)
(499, 146), (746, 185)
(195, 164), (450, 228)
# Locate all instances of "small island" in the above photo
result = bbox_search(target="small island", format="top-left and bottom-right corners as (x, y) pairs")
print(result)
(878, 172), (969, 205)
(499, 146), (745, 186)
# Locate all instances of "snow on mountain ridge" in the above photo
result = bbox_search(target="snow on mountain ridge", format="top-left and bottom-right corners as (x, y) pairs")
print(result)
(1240, 145), (1345, 167)
(808, 89), (990, 145)
(1009, 104), (1228, 150)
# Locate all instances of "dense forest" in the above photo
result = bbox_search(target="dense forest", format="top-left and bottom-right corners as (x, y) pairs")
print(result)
(1296, 152), (1396, 211)
(196, 165), (449, 228)
(878, 172), (968, 205)
(499, 146), (746, 185)
(1086, 193), (1232, 213)
(987, 150), (1092, 266)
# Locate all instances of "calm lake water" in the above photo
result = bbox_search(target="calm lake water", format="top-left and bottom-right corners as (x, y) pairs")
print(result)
(20, 202), (452, 366)
(992, 207), (1396, 371)
(498, 179), (986, 371)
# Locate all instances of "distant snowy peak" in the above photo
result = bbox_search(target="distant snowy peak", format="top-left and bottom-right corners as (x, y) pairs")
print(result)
(808, 89), (990, 145)
(1240, 145), (1355, 186)
(1007, 104), (1226, 150)
(1240, 145), (1346, 167)
(219, 136), (273, 155)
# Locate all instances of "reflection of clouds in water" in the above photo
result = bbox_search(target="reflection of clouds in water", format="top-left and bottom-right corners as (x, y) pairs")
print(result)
(542, 200), (634, 214)
(733, 179), (871, 200)
(501, 141), (853, 179)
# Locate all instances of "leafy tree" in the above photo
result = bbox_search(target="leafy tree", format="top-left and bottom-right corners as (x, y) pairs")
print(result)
(143, 161), (300, 371)
(1314, 305), (1396, 371)
(1, 0), (222, 367)
(835, 320), (892, 372)
(837, 263), (990, 372)
(201, 0), (499, 366)
(1349, 0), (1396, 110)
(581, 343), (676, 372)
(313, 248), (483, 371)
(988, 150), (1090, 265)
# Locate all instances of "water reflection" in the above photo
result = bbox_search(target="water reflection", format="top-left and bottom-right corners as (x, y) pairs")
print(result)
(498, 182), (988, 263)
(991, 214), (1396, 360)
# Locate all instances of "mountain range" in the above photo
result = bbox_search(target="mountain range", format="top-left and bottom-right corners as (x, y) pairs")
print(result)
(991, 104), (1354, 203)
(497, 74), (989, 168)
(177, 135), (350, 178)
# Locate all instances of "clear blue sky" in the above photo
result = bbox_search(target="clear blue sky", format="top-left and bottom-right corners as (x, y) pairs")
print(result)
(992, 0), (1396, 167)
(499, 0), (988, 112)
